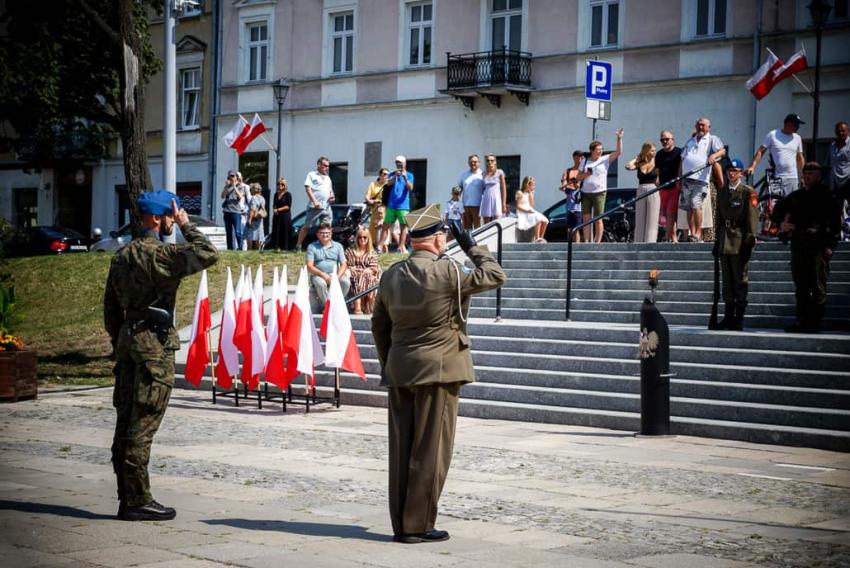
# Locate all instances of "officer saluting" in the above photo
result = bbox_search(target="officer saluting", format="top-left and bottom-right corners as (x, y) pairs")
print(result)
(371, 204), (506, 544)
(713, 159), (759, 330)
(104, 190), (218, 521)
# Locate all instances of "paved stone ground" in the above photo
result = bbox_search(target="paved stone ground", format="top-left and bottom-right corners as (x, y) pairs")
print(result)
(1, 388), (849, 568)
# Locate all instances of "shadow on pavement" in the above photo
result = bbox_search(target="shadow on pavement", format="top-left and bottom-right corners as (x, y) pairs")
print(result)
(203, 519), (390, 542)
(0, 500), (114, 520)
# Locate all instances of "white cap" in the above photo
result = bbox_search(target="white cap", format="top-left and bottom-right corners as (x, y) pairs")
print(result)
(394, 155), (407, 164)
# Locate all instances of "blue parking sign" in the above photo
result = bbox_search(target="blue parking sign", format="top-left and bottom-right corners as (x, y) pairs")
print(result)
(585, 60), (612, 101)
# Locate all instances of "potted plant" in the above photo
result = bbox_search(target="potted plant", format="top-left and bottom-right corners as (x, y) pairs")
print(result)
(0, 331), (36, 401)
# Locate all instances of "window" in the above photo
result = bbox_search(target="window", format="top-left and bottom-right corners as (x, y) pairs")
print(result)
(180, 68), (200, 129)
(495, 155), (521, 205)
(590, 0), (619, 48)
(179, 0), (203, 18)
(832, 0), (849, 20)
(406, 159), (427, 210)
(14, 188), (38, 230)
(329, 162), (349, 204)
(407, 2), (432, 66)
(247, 21), (269, 82)
(491, 0), (522, 51)
(695, 0), (726, 37)
(331, 12), (354, 74)
(239, 151), (270, 230)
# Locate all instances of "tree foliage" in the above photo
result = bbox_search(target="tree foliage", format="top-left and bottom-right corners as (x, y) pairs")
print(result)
(0, 0), (162, 230)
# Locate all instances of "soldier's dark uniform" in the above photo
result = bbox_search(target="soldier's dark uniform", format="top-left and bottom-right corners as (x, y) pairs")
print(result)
(371, 205), (506, 543)
(714, 179), (759, 330)
(773, 175), (839, 333)
(104, 191), (218, 519)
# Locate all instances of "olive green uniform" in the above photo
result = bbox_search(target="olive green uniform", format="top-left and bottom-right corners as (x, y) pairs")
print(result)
(371, 245), (506, 536)
(104, 223), (218, 507)
(773, 182), (839, 331)
(714, 182), (759, 328)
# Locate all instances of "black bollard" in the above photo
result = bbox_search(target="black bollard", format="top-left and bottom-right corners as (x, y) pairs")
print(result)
(639, 298), (671, 435)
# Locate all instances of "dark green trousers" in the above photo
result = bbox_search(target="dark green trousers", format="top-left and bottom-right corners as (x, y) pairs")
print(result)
(721, 254), (750, 305)
(387, 382), (460, 536)
(112, 330), (174, 507)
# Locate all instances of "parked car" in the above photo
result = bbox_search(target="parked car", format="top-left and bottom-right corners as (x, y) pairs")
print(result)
(2, 226), (90, 257)
(90, 215), (227, 252)
(262, 203), (372, 251)
(543, 187), (636, 243)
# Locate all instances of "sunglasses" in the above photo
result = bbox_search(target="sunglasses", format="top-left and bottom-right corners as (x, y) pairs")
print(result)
(660, 138), (672, 142)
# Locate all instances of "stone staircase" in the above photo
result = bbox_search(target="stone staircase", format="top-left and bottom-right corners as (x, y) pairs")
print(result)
(176, 242), (850, 451)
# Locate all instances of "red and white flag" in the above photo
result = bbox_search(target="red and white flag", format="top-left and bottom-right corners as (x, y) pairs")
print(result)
(184, 270), (211, 386)
(320, 272), (366, 380)
(282, 267), (324, 387)
(773, 46), (809, 84)
(223, 116), (250, 153)
(236, 114), (267, 155)
(248, 265), (267, 390)
(214, 267), (240, 389)
(264, 267), (286, 388)
(233, 266), (255, 388)
(746, 50), (783, 100)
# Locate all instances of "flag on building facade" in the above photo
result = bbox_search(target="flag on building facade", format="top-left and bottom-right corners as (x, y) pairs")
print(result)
(773, 46), (809, 84)
(223, 116), (250, 153)
(746, 50), (783, 100)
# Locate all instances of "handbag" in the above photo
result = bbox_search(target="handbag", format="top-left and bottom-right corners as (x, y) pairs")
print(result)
(257, 205), (267, 219)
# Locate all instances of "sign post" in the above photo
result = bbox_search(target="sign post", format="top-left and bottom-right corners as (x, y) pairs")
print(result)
(585, 60), (613, 141)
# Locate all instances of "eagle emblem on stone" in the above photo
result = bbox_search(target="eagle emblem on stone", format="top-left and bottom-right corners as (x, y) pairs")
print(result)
(639, 328), (659, 360)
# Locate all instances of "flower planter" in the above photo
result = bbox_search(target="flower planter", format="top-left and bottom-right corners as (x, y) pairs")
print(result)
(0, 350), (38, 402)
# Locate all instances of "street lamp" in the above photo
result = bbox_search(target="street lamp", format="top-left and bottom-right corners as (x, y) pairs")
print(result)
(272, 79), (290, 183)
(808, 0), (831, 160)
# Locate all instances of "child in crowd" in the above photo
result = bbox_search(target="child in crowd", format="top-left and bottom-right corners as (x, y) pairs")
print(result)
(444, 186), (465, 240)
(516, 176), (549, 243)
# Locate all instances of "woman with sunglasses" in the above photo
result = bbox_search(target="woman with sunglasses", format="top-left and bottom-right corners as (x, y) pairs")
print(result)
(365, 169), (389, 252)
(345, 226), (382, 314)
(271, 178), (292, 250)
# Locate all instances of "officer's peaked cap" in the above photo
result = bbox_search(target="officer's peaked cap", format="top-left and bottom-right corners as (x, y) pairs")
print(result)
(138, 190), (180, 216)
(407, 203), (447, 238)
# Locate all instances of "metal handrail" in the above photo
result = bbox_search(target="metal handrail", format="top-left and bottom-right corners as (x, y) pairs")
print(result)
(345, 220), (504, 321)
(564, 163), (713, 320)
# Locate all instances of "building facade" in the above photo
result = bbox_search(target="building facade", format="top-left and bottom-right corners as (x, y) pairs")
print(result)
(216, 0), (850, 219)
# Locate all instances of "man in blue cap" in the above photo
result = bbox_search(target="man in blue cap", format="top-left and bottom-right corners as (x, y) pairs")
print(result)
(104, 190), (218, 521)
(713, 160), (759, 330)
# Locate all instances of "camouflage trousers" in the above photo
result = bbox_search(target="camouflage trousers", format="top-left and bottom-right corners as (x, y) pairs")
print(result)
(112, 327), (175, 507)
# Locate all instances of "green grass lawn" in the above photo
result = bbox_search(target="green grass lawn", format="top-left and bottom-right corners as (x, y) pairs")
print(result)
(9, 250), (405, 383)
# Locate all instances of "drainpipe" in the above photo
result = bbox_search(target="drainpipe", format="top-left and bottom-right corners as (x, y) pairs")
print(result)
(750, 0), (764, 159)
(208, 0), (222, 221)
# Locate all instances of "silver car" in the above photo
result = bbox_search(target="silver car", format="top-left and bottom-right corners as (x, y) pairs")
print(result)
(90, 215), (227, 252)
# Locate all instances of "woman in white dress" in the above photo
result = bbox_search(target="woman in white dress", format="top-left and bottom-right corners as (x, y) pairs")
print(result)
(515, 176), (549, 243)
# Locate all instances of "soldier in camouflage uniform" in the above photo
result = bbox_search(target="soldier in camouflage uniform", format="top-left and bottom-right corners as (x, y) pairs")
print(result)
(774, 162), (840, 333)
(104, 190), (218, 521)
(713, 159), (759, 331)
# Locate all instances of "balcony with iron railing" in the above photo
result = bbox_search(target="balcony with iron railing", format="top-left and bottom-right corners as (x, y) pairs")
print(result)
(440, 48), (533, 110)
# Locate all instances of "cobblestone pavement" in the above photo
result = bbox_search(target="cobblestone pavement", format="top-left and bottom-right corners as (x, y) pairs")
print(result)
(1, 388), (849, 568)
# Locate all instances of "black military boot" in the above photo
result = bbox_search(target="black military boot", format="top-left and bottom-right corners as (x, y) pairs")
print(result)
(785, 300), (808, 333)
(717, 303), (735, 330)
(120, 500), (177, 521)
(731, 303), (746, 331)
(805, 304), (825, 334)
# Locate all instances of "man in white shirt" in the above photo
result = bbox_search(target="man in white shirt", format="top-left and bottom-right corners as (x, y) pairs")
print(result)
(577, 129), (624, 242)
(746, 113), (806, 197)
(679, 117), (726, 242)
(296, 156), (336, 252)
(458, 154), (484, 230)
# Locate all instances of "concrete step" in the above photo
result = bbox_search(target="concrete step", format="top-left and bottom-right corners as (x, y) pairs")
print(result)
(499, 249), (850, 261)
(501, 259), (850, 271)
(492, 277), (850, 294)
(479, 287), (831, 305)
(503, 242), (850, 255)
(499, 269), (850, 280)
(469, 306), (849, 330)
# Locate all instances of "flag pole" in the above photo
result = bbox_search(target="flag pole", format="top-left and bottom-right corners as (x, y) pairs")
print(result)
(334, 368), (341, 409)
(790, 73), (813, 95)
(258, 132), (278, 154)
(209, 330), (217, 404)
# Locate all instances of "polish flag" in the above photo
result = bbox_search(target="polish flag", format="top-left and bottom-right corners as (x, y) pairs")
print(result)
(232, 114), (267, 155)
(214, 267), (240, 389)
(223, 116), (250, 153)
(746, 50), (784, 100)
(264, 267), (286, 388)
(247, 265), (267, 390)
(773, 46), (809, 84)
(184, 270), (211, 386)
(281, 267), (324, 388)
(233, 266), (255, 388)
(320, 272), (366, 380)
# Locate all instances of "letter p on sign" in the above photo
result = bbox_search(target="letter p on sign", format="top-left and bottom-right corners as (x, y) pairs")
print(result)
(585, 60), (612, 102)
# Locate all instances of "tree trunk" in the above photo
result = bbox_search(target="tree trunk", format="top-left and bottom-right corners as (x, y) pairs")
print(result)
(117, 0), (152, 237)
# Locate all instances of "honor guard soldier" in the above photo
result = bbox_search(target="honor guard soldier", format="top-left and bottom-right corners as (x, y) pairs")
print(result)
(104, 190), (218, 521)
(774, 162), (840, 333)
(371, 204), (506, 544)
(713, 159), (759, 330)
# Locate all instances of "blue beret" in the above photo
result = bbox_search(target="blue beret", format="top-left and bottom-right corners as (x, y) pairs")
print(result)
(138, 190), (180, 215)
(728, 159), (745, 170)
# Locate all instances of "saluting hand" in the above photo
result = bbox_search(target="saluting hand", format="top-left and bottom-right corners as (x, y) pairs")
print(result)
(172, 199), (189, 226)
